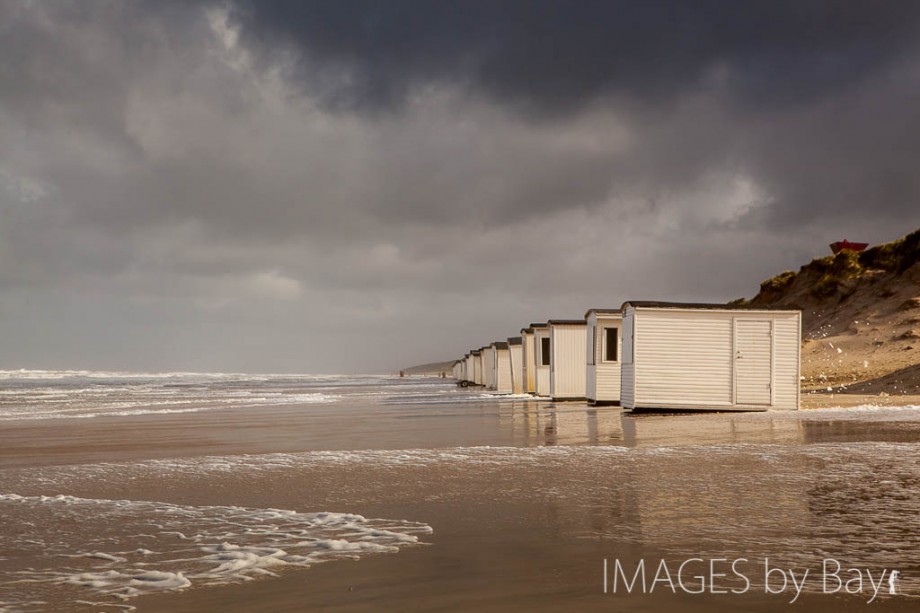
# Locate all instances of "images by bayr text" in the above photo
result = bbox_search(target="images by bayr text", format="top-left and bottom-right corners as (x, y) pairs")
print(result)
(603, 558), (900, 603)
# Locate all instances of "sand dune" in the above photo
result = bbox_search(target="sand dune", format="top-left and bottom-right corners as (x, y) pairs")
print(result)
(743, 228), (920, 395)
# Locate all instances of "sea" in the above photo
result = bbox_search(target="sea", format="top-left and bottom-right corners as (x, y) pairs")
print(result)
(1, 370), (920, 611)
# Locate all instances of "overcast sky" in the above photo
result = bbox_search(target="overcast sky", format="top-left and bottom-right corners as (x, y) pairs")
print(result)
(2, 1), (920, 373)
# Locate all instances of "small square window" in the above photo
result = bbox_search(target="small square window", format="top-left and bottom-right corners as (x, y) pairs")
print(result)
(604, 328), (618, 362)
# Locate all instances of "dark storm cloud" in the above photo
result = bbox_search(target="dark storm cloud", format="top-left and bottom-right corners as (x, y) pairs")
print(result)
(226, 0), (920, 230)
(2, 1), (920, 372)
(229, 0), (920, 114)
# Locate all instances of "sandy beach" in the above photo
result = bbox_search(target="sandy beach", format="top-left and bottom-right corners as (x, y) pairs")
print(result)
(1, 372), (919, 612)
(803, 392), (920, 409)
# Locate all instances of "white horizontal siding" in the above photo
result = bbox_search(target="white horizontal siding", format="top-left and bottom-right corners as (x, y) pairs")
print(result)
(596, 364), (621, 402)
(522, 333), (536, 393)
(495, 349), (513, 393)
(621, 363), (635, 408)
(622, 312), (635, 365)
(586, 317), (597, 401)
(635, 312), (734, 407)
(620, 311), (636, 408)
(627, 308), (801, 411)
(587, 364), (597, 401)
(550, 324), (586, 399)
(482, 349), (495, 389)
(586, 318), (597, 364)
(509, 345), (523, 393)
(772, 314), (801, 410)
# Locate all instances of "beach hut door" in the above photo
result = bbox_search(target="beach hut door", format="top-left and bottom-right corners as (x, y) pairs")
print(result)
(733, 320), (773, 406)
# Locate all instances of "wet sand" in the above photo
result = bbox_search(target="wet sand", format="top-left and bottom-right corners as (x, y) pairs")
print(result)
(3, 380), (920, 611)
(802, 392), (920, 409)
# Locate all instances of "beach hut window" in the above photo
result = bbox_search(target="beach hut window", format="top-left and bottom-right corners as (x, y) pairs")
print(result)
(603, 328), (618, 362)
(541, 337), (551, 366)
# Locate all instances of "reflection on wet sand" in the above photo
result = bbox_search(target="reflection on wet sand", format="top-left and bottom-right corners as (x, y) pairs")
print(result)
(3, 377), (920, 611)
(621, 411), (805, 447)
(502, 401), (920, 449)
(500, 402), (625, 446)
(501, 402), (807, 448)
(544, 406), (625, 446)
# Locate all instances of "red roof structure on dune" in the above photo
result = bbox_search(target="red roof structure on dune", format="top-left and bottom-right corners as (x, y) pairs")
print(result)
(830, 239), (869, 255)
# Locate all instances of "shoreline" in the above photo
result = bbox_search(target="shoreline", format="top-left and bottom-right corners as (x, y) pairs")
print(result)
(3, 378), (920, 611)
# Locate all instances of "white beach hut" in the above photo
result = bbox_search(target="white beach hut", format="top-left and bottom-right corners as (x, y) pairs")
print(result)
(452, 360), (461, 380)
(508, 337), (523, 394)
(548, 320), (587, 401)
(620, 301), (802, 411)
(520, 327), (536, 394)
(493, 342), (513, 393)
(585, 309), (623, 405)
(471, 350), (483, 386)
(482, 345), (496, 390)
(532, 324), (551, 397)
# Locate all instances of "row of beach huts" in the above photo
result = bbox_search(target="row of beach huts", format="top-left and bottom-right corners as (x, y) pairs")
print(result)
(450, 301), (802, 411)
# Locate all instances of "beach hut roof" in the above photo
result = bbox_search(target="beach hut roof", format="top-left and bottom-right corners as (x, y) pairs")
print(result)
(494, 341), (509, 349)
(547, 319), (586, 325)
(507, 337), (522, 345)
(621, 300), (800, 312)
(584, 307), (622, 318)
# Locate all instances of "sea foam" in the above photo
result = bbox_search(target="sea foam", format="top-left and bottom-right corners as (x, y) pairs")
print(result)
(0, 493), (431, 609)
